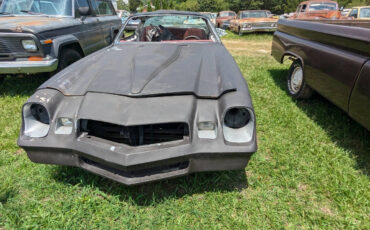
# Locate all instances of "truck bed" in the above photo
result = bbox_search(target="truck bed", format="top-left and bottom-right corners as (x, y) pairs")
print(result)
(274, 19), (370, 57)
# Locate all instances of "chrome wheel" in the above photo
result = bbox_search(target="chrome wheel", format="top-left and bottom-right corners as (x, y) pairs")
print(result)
(290, 66), (303, 93)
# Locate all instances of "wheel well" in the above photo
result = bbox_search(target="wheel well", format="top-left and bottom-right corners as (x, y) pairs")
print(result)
(59, 43), (84, 58)
(281, 54), (302, 65)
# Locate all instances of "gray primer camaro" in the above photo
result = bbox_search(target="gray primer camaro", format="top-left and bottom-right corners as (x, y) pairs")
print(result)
(18, 11), (257, 185)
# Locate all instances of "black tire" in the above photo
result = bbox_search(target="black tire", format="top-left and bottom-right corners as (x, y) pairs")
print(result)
(287, 60), (314, 99)
(0, 75), (4, 84)
(57, 48), (82, 71)
(238, 27), (243, 36)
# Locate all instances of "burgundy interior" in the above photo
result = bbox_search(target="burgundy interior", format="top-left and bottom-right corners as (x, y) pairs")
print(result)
(141, 26), (207, 41)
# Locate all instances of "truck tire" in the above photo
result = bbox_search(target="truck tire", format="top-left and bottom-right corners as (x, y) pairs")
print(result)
(57, 48), (82, 71)
(238, 27), (243, 36)
(287, 60), (314, 99)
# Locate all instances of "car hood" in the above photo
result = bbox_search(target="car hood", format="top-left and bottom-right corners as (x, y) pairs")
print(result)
(0, 16), (79, 33)
(39, 43), (243, 98)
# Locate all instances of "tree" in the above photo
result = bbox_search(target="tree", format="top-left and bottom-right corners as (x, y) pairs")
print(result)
(129, 0), (141, 12)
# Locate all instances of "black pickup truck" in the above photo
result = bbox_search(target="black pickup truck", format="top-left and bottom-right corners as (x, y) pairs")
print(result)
(272, 19), (370, 130)
(0, 0), (121, 83)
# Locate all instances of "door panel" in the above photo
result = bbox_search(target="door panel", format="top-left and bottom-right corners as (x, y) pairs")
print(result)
(302, 40), (367, 111)
(349, 60), (370, 130)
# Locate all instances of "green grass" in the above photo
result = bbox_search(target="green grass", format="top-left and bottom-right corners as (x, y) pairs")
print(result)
(222, 30), (274, 41)
(0, 35), (369, 229)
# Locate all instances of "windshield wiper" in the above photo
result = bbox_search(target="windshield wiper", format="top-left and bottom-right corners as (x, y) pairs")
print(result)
(0, 12), (12, 15)
(20, 10), (48, 16)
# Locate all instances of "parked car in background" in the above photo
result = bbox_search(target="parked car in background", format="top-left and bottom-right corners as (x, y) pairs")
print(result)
(272, 19), (370, 130)
(124, 17), (141, 31)
(230, 10), (277, 35)
(200, 12), (217, 26)
(341, 8), (351, 16)
(347, 6), (370, 19)
(216, 11), (236, 29)
(18, 11), (257, 185)
(120, 10), (131, 23)
(0, 0), (121, 84)
(291, 0), (342, 20)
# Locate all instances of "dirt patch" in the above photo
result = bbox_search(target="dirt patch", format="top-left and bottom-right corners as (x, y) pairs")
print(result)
(223, 40), (272, 57)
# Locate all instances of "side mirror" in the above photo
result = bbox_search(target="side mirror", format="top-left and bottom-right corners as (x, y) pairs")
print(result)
(340, 6), (344, 11)
(78, 6), (91, 16)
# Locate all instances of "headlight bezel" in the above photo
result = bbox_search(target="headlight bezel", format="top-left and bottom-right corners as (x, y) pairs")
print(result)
(222, 107), (255, 144)
(21, 39), (38, 52)
(23, 103), (50, 138)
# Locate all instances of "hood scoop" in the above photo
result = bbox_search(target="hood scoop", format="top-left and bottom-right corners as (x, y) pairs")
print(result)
(40, 43), (238, 98)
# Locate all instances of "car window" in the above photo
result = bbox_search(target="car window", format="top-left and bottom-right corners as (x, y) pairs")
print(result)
(309, 2), (337, 11)
(0, 0), (72, 16)
(240, 11), (268, 18)
(349, 8), (358, 18)
(359, 8), (370, 18)
(120, 15), (214, 43)
(91, 0), (114, 16)
(301, 5), (307, 12)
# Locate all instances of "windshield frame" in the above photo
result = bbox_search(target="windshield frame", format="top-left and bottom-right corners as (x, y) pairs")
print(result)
(115, 12), (221, 44)
(0, 0), (75, 17)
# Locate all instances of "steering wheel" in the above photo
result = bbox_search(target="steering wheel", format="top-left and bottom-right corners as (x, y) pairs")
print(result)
(184, 35), (201, 40)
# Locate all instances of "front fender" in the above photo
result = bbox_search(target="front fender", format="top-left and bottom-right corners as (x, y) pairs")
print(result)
(50, 35), (84, 58)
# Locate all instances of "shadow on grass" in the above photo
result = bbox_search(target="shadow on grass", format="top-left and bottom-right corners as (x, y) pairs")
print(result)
(53, 166), (248, 206)
(0, 75), (49, 96)
(269, 68), (370, 175)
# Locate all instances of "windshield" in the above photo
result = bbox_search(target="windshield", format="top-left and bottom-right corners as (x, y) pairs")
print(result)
(309, 2), (337, 11)
(219, 12), (235, 17)
(241, 11), (268, 18)
(0, 0), (72, 16)
(121, 15), (215, 42)
(359, 8), (370, 18)
(202, 13), (216, 19)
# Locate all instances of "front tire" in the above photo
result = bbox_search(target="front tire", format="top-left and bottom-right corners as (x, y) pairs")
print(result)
(0, 75), (5, 84)
(287, 60), (314, 99)
(57, 48), (82, 71)
(238, 27), (243, 36)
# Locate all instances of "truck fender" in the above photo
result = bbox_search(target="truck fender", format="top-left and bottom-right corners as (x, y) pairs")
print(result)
(50, 35), (85, 58)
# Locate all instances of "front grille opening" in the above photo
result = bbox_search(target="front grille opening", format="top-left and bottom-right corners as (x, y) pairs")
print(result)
(81, 157), (189, 178)
(80, 120), (189, 147)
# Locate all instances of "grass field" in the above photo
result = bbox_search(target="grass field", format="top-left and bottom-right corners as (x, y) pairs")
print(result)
(0, 33), (369, 229)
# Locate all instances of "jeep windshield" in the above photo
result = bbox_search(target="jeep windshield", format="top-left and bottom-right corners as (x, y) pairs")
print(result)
(0, 0), (72, 16)
(309, 2), (337, 11)
(241, 11), (268, 18)
(121, 14), (218, 42)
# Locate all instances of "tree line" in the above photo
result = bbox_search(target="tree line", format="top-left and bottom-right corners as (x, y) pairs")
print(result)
(120, 0), (370, 14)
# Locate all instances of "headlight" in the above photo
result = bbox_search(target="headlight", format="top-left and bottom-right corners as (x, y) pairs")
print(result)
(223, 108), (254, 143)
(55, 118), (73, 135)
(21, 40), (38, 52)
(23, 103), (50, 138)
(198, 121), (217, 139)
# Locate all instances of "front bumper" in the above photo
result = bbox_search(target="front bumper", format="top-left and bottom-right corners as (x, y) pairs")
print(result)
(18, 90), (257, 185)
(0, 58), (58, 74)
(240, 27), (277, 33)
